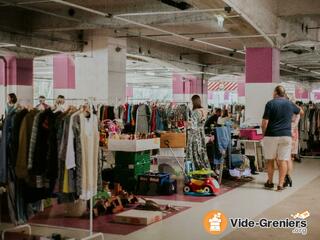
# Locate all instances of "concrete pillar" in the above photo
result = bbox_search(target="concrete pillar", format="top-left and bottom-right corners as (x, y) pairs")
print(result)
(245, 48), (280, 124)
(0, 55), (33, 114)
(53, 35), (126, 105)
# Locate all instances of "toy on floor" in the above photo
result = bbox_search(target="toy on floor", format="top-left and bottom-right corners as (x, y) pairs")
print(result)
(135, 198), (178, 212)
(136, 197), (161, 211)
(183, 169), (220, 196)
(163, 140), (220, 196)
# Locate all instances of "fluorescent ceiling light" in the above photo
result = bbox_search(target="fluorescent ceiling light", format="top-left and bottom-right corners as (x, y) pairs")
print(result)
(0, 44), (16, 48)
(145, 72), (155, 76)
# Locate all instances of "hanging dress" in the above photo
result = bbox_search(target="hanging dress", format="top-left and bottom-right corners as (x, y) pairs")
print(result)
(186, 108), (210, 170)
(291, 114), (300, 155)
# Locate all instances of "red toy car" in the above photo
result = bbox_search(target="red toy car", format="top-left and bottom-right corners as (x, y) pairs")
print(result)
(183, 170), (220, 195)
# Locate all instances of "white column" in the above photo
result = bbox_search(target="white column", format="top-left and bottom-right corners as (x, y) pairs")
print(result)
(53, 34), (126, 105)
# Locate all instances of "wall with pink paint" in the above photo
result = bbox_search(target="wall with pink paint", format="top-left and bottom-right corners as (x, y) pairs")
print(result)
(0, 56), (33, 86)
(295, 86), (309, 99)
(245, 48), (280, 83)
(53, 54), (75, 89)
(16, 59), (33, 86)
(237, 82), (245, 97)
(172, 73), (204, 95)
(313, 92), (320, 101)
(126, 86), (133, 98)
(224, 91), (230, 100)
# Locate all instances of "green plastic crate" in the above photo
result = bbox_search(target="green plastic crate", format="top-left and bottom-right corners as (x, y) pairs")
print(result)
(115, 151), (151, 166)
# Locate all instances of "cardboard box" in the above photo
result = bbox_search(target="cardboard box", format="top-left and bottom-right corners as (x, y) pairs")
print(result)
(160, 132), (186, 148)
(108, 138), (160, 152)
(113, 210), (163, 225)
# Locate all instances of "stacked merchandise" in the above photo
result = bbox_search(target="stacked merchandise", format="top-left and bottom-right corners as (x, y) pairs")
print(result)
(299, 103), (320, 154)
(0, 106), (100, 224)
(114, 151), (151, 191)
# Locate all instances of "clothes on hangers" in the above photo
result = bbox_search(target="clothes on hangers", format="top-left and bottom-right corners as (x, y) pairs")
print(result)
(299, 103), (320, 153)
(0, 105), (101, 224)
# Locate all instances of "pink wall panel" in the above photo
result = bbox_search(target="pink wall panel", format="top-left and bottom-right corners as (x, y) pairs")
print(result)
(53, 54), (75, 89)
(0, 56), (33, 86)
(16, 58), (33, 86)
(295, 86), (309, 99)
(237, 82), (245, 97)
(172, 74), (184, 94)
(0, 58), (5, 85)
(126, 86), (133, 98)
(313, 92), (320, 100)
(224, 91), (230, 100)
(172, 74), (205, 95)
(245, 48), (280, 83)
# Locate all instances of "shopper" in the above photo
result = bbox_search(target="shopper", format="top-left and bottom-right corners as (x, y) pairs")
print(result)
(186, 95), (210, 170)
(284, 101), (304, 187)
(217, 109), (230, 126)
(35, 95), (49, 110)
(204, 108), (222, 134)
(5, 93), (18, 116)
(262, 86), (300, 191)
(240, 106), (245, 124)
(53, 95), (66, 112)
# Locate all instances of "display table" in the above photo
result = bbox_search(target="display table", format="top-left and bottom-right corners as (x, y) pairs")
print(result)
(238, 139), (264, 171)
(108, 138), (160, 152)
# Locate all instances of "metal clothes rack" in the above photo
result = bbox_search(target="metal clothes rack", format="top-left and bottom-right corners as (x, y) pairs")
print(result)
(1, 97), (103, 240)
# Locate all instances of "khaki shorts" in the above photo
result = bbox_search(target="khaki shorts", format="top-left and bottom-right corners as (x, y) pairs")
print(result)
(263, 136), (292, 161)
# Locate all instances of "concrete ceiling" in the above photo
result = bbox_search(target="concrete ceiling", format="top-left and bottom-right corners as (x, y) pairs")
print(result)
(0, 0), (320, 81)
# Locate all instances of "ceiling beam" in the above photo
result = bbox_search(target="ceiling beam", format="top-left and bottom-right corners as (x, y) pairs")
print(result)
(0, 0), (81, 22)
(0, 28), (83, 52)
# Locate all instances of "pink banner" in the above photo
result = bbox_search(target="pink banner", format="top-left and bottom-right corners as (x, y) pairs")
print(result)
(312, 92), (320, 100)
(126, 86), (133, 98)
(295, 86), (309, 99)
(237, 82), (245, 97)
(246, 48), (280, 83)
(53, 54), (75, 89)
(224, 91), (230, 100)
(0, 56), (33, 86)
(172, 73), (204, 95)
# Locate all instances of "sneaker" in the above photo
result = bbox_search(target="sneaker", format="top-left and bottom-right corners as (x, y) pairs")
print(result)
(264, 181), (274, 189)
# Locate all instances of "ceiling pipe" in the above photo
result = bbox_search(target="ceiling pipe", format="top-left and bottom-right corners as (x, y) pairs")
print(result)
(198, 33), (279, 40)
(114, 15), (242, 53)
(116, 8), (225, 17)
(129, 32), (245, 62)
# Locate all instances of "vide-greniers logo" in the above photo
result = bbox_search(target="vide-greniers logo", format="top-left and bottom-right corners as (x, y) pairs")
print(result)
(203, 210), (228, 235)
(203, 210), (310, 236)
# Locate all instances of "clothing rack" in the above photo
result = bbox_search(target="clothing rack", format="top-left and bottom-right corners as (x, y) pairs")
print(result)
(1, 100), (102, 239)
